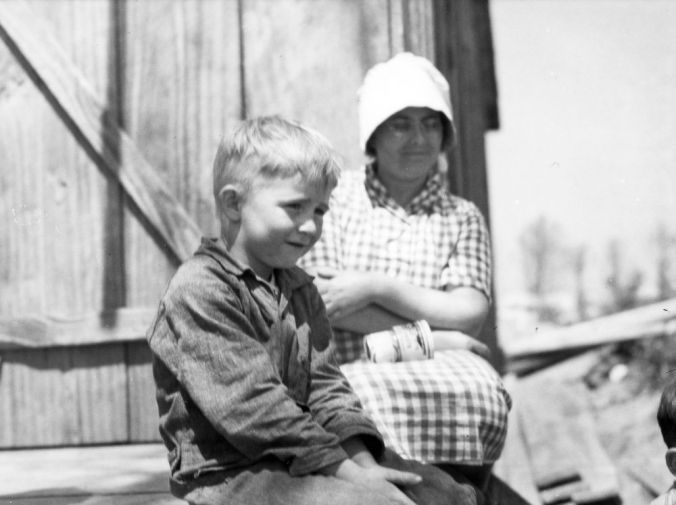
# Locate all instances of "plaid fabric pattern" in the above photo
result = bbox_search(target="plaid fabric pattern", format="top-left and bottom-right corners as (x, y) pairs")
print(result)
(339, 350), (511, 464)
(299, 165), (509, 465)
(300, 165), (492, 363)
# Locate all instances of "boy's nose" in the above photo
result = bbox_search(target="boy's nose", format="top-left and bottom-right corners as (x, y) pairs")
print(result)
(298, 218), (318, 236)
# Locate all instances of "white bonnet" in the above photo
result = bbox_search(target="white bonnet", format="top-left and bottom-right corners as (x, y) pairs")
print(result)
(358, 52), (454, 152)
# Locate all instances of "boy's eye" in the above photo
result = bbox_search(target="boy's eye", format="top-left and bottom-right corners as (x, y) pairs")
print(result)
(285, 202), (304, 211)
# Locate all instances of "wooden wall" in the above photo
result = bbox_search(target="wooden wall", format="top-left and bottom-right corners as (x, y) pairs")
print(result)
(0, 0), (497, 447)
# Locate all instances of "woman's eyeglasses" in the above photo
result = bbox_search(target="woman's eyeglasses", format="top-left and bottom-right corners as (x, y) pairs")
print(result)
(384, 116), (443, 138)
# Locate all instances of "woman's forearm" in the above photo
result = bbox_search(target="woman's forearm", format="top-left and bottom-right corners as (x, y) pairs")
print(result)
(330, 305), (407, 334)
(368, 274), (489, 337)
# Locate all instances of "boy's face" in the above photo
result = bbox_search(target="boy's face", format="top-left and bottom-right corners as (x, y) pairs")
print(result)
(229, 173), (331, 280)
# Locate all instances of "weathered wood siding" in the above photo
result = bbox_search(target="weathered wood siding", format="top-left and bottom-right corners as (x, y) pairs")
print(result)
(0, 0), (496, 447)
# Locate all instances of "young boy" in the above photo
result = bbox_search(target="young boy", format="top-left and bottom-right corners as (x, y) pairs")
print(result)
(652, 377), (676, 505)
(147, 116), (485, 505)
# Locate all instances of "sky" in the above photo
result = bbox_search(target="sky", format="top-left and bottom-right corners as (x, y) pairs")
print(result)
(486, 0), (676, 315)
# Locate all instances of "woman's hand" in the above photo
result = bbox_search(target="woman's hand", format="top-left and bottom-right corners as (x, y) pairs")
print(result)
(313, 267), (379, 321)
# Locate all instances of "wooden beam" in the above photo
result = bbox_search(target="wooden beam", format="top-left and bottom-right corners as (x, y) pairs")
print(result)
(0, 307), (156, 350)
(515, 378), (621, 504)
(504, 297), (676, 359)
(0, 443), (181, 502)
(492, 374), (543, 505)
(0, 1), (202, 264)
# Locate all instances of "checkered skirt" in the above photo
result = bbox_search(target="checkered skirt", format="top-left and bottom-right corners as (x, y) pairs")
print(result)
(339, 350), (511, 464)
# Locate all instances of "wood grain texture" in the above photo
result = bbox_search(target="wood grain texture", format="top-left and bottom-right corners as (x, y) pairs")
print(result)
(0, 443), (174, 498)
(242, 0), (373, 173)
(514, 377), (621, 503)
(0, 0), (203, 265)
(127, 341), (161, 442)
(504, 296), (676, 359)
(122, 0), (243, 306)
(388, 0), (434, 58)
(0, 345), (128, 447)
(0, 307), (155, 349)
(493, 375), (543, 505)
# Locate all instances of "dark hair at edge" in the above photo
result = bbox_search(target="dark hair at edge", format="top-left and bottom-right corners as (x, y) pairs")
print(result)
(658, 376), (676, 447)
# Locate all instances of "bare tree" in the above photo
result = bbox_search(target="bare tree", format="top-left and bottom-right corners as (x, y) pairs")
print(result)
(519, 216), (563, 323)
(572, 245), (589, 322)
(603, 239), (643, 314)
(655, 222), (675, 299)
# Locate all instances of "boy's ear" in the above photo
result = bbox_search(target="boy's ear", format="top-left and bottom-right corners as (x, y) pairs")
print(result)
(667, 448), (676, 475)
(217, 184), (244, 221)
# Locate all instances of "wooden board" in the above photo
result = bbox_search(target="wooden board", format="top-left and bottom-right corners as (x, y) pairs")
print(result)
(504, 297), (676, 359)
(0, 345), (128, 447)
(122, 0), (243, 307)
(0, 307), (155, 349)
(127, 341), (161, 442)
(0, 443), (181, 504)
(514, 377), (621, 504)
(4, 495), (182, 505)
(0, 0), (203, 267)
(493, 375), (542, 505)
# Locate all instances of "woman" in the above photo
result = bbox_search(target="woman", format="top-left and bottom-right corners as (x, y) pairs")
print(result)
(299, 52), (511, 489)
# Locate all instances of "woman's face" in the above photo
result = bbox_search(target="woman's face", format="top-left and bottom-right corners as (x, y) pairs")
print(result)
(369, 107), (444, 189)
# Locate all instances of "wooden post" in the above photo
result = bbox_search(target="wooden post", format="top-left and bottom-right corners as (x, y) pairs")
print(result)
(433, 0), (505, 371)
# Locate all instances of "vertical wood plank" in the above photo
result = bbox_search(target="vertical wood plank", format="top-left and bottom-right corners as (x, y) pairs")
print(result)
(389, 0), (435, 59)
(0, 345), (127, 447)
(70, 344), (128, 443)
(0, 0), (120, 319)
(126, 341), (160, 442)
(0, 349), (69, 446)
(0, 86), (47, 316)
(123, 0), (241, 307)
(434, 0), (503, 370)
(242, 0), (376, 173)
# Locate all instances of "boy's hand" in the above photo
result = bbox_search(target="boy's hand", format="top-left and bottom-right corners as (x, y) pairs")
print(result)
(321, 458), (420, 505)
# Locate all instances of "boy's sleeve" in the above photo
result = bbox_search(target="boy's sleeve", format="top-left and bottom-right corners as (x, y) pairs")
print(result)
(440, 201), (492, 302)
(148, 268), (350, 476)
(304, 284), (385, 459)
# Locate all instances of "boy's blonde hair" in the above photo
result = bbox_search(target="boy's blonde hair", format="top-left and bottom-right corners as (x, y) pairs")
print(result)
(212, 116), (341, 211)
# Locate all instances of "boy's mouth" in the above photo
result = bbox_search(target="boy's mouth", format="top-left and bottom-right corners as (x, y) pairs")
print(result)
(286, 240), (311, 250)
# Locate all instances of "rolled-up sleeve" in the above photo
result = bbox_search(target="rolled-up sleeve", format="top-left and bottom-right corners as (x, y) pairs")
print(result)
(148, 268), (350, 476)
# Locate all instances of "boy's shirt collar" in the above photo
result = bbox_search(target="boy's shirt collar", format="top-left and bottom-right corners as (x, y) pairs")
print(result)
(195, 237), (312, 292)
